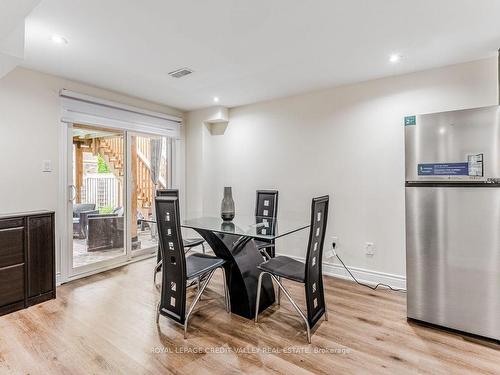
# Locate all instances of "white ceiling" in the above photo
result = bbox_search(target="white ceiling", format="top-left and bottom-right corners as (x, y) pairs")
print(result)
(0, 0), (40, 78)
(22, 0), (500, 111)
(0, 0), (39, 38)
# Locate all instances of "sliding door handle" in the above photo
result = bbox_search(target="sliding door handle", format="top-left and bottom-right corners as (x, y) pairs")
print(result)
(69, 185), (77, 202)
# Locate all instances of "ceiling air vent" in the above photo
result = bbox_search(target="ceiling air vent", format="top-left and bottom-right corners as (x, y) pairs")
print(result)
(168, 68), (193, 78)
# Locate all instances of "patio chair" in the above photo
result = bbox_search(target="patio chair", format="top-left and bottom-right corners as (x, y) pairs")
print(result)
(73, 203), (98, 239)
(87, 213), (124, 251)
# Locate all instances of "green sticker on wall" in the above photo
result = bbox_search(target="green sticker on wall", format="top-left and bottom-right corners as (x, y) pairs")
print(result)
(404, 115), (416, 126)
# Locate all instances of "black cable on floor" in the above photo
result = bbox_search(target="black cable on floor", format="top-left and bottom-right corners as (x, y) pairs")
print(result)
(334, 252), (406, 293)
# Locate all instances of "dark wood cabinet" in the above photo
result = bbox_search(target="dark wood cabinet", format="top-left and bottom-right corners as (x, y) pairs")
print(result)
(0, 264), (24, 307)
(0, 211), (55, 316)
(0, 225), (24, 268)
(27, 215), (55, 299)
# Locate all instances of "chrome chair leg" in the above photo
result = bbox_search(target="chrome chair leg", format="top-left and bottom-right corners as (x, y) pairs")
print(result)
(184, 269), (216, 339)
(260, 249), (271, 261)
(270, 274), (311, 344)
(155, 301), (161, 324)
(221, 266), (230, 313)
(153, 260), (162, 285)
(185, 243), (206, 255)
(277, 276), (281, 305)
(254, 272), (266, 323)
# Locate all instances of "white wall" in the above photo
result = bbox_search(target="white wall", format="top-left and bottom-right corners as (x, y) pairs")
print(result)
(0, 67), (183, 276)
(186, 58), (498, 286)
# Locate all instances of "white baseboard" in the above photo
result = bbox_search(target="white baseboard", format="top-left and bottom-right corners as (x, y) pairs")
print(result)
(195, 246), (406, 290)
(276, 252), (406, 290)
(55, 245), (406, 290)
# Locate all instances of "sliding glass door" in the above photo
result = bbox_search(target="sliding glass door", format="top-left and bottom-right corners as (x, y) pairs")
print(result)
(66, 124), (171, 279)
(70, 124), (127, 273)
(129, 132), (170, 257)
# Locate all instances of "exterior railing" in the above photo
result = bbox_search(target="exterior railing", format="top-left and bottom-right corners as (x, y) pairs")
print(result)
(98, 136), (167, 208)
(81, 173), (120, 211)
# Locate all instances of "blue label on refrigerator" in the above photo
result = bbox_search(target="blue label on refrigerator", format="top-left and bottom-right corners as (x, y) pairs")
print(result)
(417, 163), (469, 176)
(404, 115), (416, 126)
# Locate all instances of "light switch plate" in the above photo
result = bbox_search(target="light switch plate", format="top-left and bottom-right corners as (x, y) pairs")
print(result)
(365, 242), (375, 256)
(42, 160), (52, 172)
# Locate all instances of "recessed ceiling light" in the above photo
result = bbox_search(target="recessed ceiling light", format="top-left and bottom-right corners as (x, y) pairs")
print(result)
(51, 35), (68, 45)
(389, 54), (401, 63)
(213, 97), (220, 103)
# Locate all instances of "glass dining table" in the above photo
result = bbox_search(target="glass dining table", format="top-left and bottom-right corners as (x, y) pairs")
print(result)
(177, 215), (310, 319)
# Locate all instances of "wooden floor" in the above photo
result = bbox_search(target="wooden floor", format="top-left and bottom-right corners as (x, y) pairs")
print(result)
(0, 258), (498, 374)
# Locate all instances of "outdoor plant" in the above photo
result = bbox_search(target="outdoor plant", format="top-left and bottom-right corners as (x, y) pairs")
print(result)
(97, 154), (111, 173)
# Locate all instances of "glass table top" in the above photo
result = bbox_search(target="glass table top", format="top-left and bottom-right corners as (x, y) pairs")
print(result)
(181, 215), (310, 240)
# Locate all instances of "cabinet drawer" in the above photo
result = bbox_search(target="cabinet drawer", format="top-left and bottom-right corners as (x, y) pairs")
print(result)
(0, 265), (25, 306)
(0, 218), (24, 230)
(0, 226), (24, 268)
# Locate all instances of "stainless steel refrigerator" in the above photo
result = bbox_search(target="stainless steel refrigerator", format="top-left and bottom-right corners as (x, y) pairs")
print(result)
(405, 105), (500, 341)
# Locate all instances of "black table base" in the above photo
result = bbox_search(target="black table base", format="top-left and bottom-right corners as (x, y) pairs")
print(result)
(193, 229), (275, 319)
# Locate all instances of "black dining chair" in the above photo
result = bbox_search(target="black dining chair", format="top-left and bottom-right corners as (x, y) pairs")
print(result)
(155, 195), (230, 338)
(254, 190), (279, 260)
(154, 189), (206, 284)
(255, 195), (329, 343)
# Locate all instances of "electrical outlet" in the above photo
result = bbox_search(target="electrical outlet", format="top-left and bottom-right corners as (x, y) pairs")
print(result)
(331, 236), (338, 258)
(365, 242), (375, 256)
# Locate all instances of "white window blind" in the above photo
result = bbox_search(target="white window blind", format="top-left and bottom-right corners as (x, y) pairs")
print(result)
(60, 89), (181, 138)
